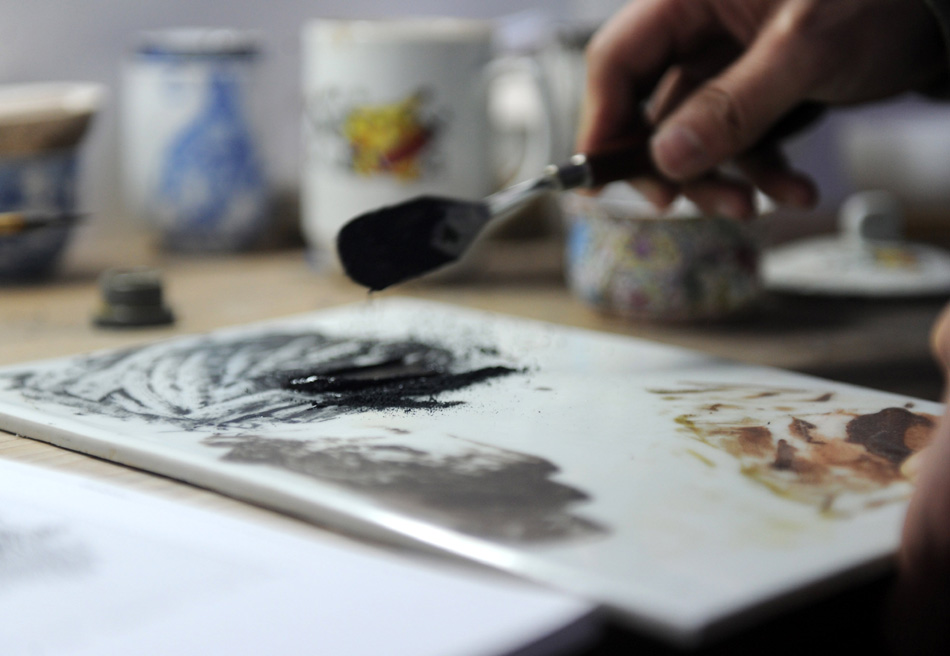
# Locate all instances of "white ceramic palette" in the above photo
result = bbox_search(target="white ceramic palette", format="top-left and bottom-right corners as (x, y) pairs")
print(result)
(0, 299), (938, 646)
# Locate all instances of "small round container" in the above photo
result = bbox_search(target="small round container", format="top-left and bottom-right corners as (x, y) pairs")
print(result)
(563, 186), (762, 322)
(0, 82), (102, 281)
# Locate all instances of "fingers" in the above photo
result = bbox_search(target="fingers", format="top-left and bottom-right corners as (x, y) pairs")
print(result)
(650, 8), (822, 180)
(894, 410), (950, 655)
(629, 177), (679, 209)
(578, 0), (715, 152)
(680, 173), (756, 220)
(579, 0), (824, 217)
(631, 144), (817, 220)
(736, 146), (817, 210)
(616, 146), (816, 220)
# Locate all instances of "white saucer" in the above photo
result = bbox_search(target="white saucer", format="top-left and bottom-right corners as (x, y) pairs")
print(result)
(763, 236), (950, 297)
(764, 190), (950, 297)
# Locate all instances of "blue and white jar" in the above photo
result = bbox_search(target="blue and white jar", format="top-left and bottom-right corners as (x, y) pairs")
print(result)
(121, 29), (270, 251)
(0, 82), (102, 281)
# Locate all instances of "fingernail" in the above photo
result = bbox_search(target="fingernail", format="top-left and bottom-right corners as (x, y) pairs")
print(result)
(652, 125), (708, 178)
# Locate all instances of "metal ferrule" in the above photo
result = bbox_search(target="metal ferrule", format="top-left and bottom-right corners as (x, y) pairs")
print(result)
(485, 154), (593, 221)
(550, 154), (593, 190)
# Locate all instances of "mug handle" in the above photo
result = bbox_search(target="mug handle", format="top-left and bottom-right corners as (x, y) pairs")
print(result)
(485, 55), (556, 188)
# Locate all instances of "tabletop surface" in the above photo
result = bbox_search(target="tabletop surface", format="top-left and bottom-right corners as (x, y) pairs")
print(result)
(1, 220), (945, 655)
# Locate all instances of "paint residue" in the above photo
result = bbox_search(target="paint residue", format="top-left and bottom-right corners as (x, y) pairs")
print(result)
(654, 383), (938, 516)
(284, 363), (519, 412)
(0, 329), (609, 545)
(206, 434), (607, 543)
(845, 407), (931, 464)
(0, 331), (522, 428)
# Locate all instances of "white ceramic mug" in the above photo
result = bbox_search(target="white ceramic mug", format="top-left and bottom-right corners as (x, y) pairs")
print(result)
(301, 18), (552, 267)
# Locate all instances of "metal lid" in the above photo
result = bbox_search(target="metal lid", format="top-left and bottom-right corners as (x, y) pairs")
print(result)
(93, 267), (175, 328)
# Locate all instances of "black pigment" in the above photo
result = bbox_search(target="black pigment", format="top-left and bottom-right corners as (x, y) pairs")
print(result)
(1, 328), (607, 546)
(336, 196), (485, 291)
(284, 365), (519, 411)
(0, 330), (521, 428)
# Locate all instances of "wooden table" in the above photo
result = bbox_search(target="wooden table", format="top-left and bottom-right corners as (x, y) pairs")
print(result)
(1, 221), (945, 654)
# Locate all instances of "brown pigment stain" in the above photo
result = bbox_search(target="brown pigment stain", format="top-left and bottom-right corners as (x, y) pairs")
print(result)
(811, 438), (866, 466)
(789, 417), (823, 444)
(735, 425), (774, 457)
(656, 384), (940, 516)
(649, 385), (739, 396)
(772, 439), (796, 470)
(686, 449), (716, 467)
(845, 407), (936, 465)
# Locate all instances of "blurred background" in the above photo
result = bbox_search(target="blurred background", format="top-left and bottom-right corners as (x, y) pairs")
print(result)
(4, 0), (950, 243)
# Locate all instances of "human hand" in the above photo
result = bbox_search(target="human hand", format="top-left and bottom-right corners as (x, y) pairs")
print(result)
(577, 0), (948, 219)
(890, 304), (950, 654)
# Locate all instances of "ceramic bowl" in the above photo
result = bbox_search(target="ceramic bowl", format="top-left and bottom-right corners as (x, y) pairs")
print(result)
(0, 82), (103, 281)
(563, 185), (762, 322)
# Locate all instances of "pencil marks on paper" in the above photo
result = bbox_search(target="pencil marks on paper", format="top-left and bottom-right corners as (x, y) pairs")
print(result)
(0, 520), (93, 591)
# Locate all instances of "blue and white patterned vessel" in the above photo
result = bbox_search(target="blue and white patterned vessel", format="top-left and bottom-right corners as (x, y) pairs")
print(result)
(0, 151), (77, 280)
(0, 82), (101, 281)
(122, 30), (270, 251)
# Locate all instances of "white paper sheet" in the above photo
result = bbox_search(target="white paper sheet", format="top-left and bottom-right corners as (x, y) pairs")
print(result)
(0, 458), (596, 656)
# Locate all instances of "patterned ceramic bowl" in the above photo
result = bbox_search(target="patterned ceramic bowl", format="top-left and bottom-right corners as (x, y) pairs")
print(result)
(563, 186), (762, 322)
(0, 82), (102, 281)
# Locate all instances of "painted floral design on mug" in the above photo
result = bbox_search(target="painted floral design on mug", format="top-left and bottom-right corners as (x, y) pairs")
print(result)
(564, 192), (761, 321)
(341, 89), (440, 180)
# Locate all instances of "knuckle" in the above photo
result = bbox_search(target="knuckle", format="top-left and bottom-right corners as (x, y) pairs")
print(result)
(772, 0), (823, 39)
(768, 0), (830, 80)
(696, 83), (747, 152)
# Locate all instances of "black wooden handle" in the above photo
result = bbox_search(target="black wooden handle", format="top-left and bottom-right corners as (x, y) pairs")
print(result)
(583, 141), (659, 187)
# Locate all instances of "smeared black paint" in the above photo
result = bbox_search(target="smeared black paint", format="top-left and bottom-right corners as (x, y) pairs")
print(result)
(206, 434), (607, 543)
(285, 363), (519, 411)
(1, 329), (608, 545)
(0, 331), (520, 429)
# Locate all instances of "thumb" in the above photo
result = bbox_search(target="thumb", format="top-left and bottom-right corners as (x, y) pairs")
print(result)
(650, 24), (818, 180)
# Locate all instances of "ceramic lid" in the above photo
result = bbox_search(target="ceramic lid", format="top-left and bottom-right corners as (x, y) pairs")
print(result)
(763, 191), (950, 296)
